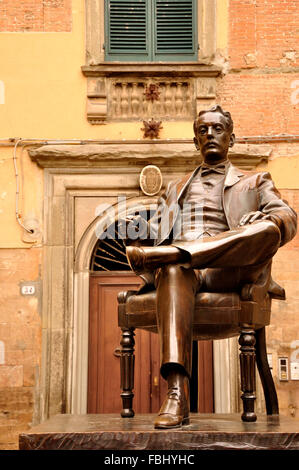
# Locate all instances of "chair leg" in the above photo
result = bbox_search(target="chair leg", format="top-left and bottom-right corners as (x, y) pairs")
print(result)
(120, 327), (135, 418)
(239, 328), (257, 422)
(255, 327), (279, 415)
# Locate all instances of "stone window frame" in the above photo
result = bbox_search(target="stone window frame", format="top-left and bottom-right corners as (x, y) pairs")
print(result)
(85, 0), (217, 66)
(82, 0), (221, 124)
(104, 0), (198, 62)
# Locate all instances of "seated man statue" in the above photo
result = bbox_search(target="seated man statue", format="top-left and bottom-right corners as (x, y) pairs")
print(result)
(120, 105), (297, 429)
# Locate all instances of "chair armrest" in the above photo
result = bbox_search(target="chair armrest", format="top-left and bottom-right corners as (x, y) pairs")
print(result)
(240, 264), (273, 303)
(241, 283), (268, 303)
(117, 290), (138, 304)
(268, 278), (286, 300)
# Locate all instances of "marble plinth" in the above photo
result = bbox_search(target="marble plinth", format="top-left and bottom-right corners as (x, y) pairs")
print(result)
(19, 413), (299, 451)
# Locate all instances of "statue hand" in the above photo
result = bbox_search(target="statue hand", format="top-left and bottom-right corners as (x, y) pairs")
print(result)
(239, 211), (266, 226)
(117, 216), (131, 238)
(118, 214), (148, 240)
(118, 215), (133, 229)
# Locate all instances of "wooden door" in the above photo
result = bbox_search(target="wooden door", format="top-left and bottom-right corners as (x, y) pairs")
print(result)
(88, 272), (213, 414)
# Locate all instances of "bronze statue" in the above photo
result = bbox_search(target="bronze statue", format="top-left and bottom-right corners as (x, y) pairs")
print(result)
(120, 105), (297, 429)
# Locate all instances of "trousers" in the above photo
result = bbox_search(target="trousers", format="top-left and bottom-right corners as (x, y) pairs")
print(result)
(154, 220), (281, 378)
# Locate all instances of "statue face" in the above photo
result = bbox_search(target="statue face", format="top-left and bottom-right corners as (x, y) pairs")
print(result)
(194, 111), (235, 164)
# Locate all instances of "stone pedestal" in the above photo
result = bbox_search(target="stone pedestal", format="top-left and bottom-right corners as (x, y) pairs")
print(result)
(19, 414), (299, 450)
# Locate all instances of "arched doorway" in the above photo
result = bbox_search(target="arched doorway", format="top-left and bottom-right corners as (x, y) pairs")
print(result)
(87, 220), (214, 414)
(36, 149), (254, 421)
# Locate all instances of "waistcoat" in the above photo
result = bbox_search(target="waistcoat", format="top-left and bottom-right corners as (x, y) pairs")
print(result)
(172, 165), (229, 241)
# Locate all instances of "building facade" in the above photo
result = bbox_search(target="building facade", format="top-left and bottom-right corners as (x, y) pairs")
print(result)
(0, 0), (298, 449)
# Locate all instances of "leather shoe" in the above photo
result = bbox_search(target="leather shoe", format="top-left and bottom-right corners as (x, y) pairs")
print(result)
(126, 245), (188, 275)
(154, 373), (190, 429)
(126, 246), (148, 274)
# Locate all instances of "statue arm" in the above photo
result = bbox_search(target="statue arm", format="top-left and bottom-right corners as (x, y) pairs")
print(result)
(256, 172), (297, 246)
(146, 181), (174, 242)
(120, 181), (174, 243)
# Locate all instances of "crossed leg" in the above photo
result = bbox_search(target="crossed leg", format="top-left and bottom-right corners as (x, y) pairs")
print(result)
(126, 220), (281, 275)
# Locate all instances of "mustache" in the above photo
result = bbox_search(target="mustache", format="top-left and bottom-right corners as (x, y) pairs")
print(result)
(205, 141), (219, 148)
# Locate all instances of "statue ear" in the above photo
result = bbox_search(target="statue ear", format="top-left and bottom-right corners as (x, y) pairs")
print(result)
(193, 137), (200, 150)
(229, 133), (235, 148)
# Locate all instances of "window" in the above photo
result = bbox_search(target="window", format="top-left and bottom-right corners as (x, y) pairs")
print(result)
(105, 0), (198, 61)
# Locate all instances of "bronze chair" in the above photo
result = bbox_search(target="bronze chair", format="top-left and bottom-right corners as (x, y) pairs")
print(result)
(117, 266), (284, 422)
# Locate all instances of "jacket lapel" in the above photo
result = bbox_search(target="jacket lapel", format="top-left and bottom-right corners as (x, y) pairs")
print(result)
(176, 167), (199, 202)
(155, 168), (198, 245)
(224, 163), (244, 188)
(223, 163), (246, 228)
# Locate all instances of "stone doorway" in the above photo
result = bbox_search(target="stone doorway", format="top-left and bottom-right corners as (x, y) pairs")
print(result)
(29, 141), (267, 422)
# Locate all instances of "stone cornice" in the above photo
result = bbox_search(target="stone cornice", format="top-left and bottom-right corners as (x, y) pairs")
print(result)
(28, 141), (271, 170)
(81, 62), (222, 78)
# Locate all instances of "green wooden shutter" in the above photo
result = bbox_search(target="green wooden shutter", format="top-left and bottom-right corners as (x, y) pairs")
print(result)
(105, 0), (197, 61)
(153, 0), (197, 60)
(105, 0), (150, 61)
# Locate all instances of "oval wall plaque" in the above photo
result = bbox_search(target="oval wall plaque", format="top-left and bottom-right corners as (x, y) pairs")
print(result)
(140, 165), (163, 196)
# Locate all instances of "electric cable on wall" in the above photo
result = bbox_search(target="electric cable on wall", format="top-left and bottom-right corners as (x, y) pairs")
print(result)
(12, 138), (34, 234)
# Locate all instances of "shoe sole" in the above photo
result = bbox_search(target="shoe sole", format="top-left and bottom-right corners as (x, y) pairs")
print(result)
(154, 417), (190, 429)
(126, 248), (144, 275)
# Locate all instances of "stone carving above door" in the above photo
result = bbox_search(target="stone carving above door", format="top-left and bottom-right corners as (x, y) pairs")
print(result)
(87, 76), (216, 124)
(82, 67), (220, 124)
(140, 165), (163, 197)
(109, 79), (194, 121)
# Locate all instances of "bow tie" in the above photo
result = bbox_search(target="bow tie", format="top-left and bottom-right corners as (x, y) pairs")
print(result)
(201, 163), (227, 176)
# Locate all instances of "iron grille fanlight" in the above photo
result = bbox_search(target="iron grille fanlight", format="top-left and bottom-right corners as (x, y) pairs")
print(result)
(90, 211), (153, 271)
(90, 232), (130, 271)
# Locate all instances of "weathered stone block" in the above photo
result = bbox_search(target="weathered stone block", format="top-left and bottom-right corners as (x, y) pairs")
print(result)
(0, 366), (23, 387)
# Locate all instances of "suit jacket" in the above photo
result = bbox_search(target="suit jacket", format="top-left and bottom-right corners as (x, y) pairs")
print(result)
(146, 162), (297, 249)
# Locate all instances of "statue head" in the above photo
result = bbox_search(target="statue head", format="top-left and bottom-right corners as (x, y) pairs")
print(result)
(193, 105), (235, 164)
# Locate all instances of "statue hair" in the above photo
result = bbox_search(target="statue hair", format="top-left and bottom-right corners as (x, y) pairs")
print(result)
(193, 105), (234, 134)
